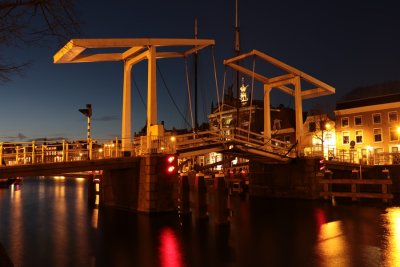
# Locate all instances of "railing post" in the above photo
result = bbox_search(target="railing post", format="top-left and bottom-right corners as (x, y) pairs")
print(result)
(0, 143), (3, 166)
(42, 145), (45, 163)
(23, 146), (27, 164)
(115, 137), (119, 157)
(65, 141), (69, 162)
(15, 145), (19, 165)
(31, 141), (35, 164)
(62, 140), (66, 162)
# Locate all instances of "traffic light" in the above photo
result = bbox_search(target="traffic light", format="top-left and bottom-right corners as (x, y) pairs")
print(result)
(318, 158), (325, 171)
(164, 154), (178, 175)
(79, 104), (92, 117)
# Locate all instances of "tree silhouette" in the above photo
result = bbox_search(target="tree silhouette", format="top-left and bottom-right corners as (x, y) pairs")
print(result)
(0, 0), (80, 83)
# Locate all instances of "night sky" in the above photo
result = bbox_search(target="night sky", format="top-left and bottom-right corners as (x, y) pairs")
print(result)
(1, 0), (399, 141)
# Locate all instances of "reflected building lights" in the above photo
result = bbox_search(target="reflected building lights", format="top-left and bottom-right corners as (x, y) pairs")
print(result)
(91, 208), (99, 229)
(316, 220), (351, 267)
(384, 208), (400, 266)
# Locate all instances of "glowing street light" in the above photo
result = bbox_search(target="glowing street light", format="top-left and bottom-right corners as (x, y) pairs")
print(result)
(325, 122), (331, 130)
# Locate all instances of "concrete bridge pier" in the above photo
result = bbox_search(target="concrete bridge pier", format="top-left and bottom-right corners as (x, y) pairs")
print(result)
(100, 155), (178, 213)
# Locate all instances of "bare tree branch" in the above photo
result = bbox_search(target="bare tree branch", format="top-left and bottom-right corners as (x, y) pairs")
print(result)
(0, 0), (80, 84)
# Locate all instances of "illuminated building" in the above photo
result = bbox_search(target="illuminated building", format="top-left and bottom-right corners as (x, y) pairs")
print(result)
(334, 81), (400, 164)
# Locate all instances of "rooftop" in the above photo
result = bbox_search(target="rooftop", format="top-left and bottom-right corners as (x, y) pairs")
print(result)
(336, 81), (400, 110)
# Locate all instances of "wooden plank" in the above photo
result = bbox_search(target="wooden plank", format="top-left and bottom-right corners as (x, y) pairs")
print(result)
(320, 192), (393, 199)
(319, 179), (392, 185)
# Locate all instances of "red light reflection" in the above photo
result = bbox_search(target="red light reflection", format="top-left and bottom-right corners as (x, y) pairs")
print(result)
(159, 227), (184, 267)
(315, 208), (326, 233)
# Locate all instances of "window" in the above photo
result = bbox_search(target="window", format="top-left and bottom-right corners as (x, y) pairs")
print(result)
(355, 130), (363, 144)
(308, 121), (316, 132)
(354, 115), (362, 126)
(374, 128), (382, 142)
(392, 147), (399, 153)
(284, 135), (291, 143)
(373, 113), (381, 124)
(390, 127), (399, 142)
(341, 117), (349, 128)
(342, 131), (350, 144)
(389, 111), (398, 122)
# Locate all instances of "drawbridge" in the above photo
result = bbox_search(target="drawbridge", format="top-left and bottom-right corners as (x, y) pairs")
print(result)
(175, 127), (296, 162)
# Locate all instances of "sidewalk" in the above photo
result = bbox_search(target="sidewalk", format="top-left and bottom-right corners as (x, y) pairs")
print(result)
(0, 242), (13, 267)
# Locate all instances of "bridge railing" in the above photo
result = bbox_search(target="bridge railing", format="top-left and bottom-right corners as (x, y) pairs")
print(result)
(173, 127), (296, 158)
(133, 135), (177, 156)
(0, 138), (122, 166)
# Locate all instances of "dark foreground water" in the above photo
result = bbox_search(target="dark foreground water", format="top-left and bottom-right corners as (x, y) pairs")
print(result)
(0, 177), (399, 267)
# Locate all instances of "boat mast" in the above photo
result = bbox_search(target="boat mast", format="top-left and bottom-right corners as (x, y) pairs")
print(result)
(235, 0), (240, 128)
(194, 17), (199, 130)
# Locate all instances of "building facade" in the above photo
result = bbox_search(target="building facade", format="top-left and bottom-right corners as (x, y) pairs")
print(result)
(334, 82), (400, 164)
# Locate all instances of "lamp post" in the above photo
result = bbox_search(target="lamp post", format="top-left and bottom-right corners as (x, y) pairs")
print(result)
(79, 104), (92, 160)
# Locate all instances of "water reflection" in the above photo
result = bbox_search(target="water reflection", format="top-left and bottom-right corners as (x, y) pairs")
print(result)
(159, 227), (184, 267)
(316, 220), (351, 267)
(1, 178), (400, 267)
(382, 208), (400, 266)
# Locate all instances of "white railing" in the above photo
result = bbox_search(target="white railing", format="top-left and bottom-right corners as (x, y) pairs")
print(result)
(303, 146), (400, 165)
(0, 138), (123, 166)
(173, 127), (296, 158)
(0, 128), (297, 167)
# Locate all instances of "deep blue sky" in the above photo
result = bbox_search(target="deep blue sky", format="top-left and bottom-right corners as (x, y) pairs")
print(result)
(1, 0), (399, 141)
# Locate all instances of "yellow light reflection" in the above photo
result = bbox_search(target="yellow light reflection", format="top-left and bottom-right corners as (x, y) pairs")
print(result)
(75, 177), (85, 182)
(91, 208), (99, 229)
(383, 208), (400, 266)
(95, 195), (99, 206)
(316, 220), (350, 267)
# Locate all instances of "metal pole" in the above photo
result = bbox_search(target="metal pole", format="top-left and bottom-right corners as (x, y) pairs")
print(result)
(87, 116), (92, 160)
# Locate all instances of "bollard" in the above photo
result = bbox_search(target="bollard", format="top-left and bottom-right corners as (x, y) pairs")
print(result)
(194, 172), (208, 220)
(178, 173), (190, 214)
(214, 173), (230, 225)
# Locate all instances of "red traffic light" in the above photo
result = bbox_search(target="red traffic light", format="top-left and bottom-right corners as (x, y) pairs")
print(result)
(165, 154), (177, 175)
(319, 159), (325, 171)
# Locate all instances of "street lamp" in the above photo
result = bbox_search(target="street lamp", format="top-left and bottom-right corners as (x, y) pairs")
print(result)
(79, 104), (92, 160)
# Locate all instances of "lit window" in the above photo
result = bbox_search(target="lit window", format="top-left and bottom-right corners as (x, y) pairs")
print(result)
(341, 117), (349, 128)
(355, 130), (363, 144)
(389, 127), (399, 142)
(374, 128), (382, 142)
(309, 121), (316, 132)
(354, 115), (362, 126)
(342, 131), (350, 144)
(372, 113), (381, 124)
(389, 111), (398, 122)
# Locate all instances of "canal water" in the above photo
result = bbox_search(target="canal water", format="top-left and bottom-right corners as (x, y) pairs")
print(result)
(0, 177), (399, 267)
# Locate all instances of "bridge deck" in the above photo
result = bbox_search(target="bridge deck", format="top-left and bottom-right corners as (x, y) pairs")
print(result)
(0, 157), (140, 178)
